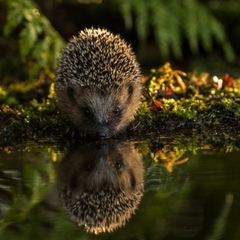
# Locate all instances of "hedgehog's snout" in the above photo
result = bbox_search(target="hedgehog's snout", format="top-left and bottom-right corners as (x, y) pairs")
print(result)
(96, 129), (108, 139)
(95, 125), (114, 139)
(94, 116), (114, 139)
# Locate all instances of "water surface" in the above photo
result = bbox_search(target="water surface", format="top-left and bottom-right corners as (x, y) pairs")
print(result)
(0, 140), (240, 240)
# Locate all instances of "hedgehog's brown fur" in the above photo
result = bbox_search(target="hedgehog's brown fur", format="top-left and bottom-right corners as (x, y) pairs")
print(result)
(55, 28), (141, 139)
(58, 141), (144, 234)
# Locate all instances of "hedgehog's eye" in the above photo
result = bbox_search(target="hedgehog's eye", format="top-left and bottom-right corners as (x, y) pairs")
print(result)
(83, 107), (91, 116)
(113, 107), (120, 116)
(115, 160), (122, 170)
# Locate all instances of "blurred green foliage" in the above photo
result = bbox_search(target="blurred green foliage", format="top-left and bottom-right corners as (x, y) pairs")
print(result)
(3, 0), (65, 79)
(117, 0), (235, 61)
(1, 0), (238, 81)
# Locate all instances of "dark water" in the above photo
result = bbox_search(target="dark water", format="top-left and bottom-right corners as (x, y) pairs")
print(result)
(0, 140), (240, 240)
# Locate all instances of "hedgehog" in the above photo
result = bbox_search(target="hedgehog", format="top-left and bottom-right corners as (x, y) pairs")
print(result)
(58, 141), (144, 234)
(55, 28), (142, 139)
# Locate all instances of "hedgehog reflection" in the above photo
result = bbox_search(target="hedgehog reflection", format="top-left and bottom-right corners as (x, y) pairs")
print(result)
(58, 141), (144, 234)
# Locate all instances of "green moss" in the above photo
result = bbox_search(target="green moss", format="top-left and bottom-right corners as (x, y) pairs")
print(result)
(0, 101), (67, 143)
(1, 63), (240, 145)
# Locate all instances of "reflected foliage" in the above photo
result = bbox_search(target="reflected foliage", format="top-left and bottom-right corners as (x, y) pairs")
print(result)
(0, 145), (57, 234)
(206, 193), (233, 240)
(0, 141), (239, 239)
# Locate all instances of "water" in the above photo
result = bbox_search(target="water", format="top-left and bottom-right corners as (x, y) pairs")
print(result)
(0, 140), (240, 240)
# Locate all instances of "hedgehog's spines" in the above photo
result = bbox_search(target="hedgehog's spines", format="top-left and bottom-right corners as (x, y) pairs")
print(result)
(55, 28), (141, 139)
(56, 28), (140, 89)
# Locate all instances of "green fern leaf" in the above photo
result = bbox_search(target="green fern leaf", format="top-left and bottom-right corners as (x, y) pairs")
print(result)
(19, 23), (37, 60)
(197, 5), (213, 52)
(133, 0), (149, 44)
(210, 17), (235, 62)
(182, 0), (199, 54)
(3, 1), (23, 36)
(119, 1), (133, 30)
(150, 0), (171, 58)
(168, 0), (182, 59)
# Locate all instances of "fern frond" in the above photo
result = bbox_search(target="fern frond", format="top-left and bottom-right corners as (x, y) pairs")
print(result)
(19, 22), (38, 60)
(167, 0), (182, 59)
(3, 0), (65, 78)
(150, 0), (171, 58)
(118, 0), (133, 30)
(182, 0), (199, 54)
(210, 16), (235, 62)
(197, 5), (213, 52)
(116, 0), (235, 62)
(133, 0), (149, 45)
(3, 0), (23, 36)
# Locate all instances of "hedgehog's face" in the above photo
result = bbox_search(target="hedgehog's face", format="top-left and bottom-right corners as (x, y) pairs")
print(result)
(56, 81), (141, 139)
(61, 142), (144, 192)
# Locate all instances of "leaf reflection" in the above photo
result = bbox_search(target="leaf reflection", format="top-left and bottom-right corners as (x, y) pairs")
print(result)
(0, 159), (55, 230)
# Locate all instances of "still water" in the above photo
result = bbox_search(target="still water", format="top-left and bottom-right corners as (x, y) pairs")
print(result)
(0, 140), (240, 240)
